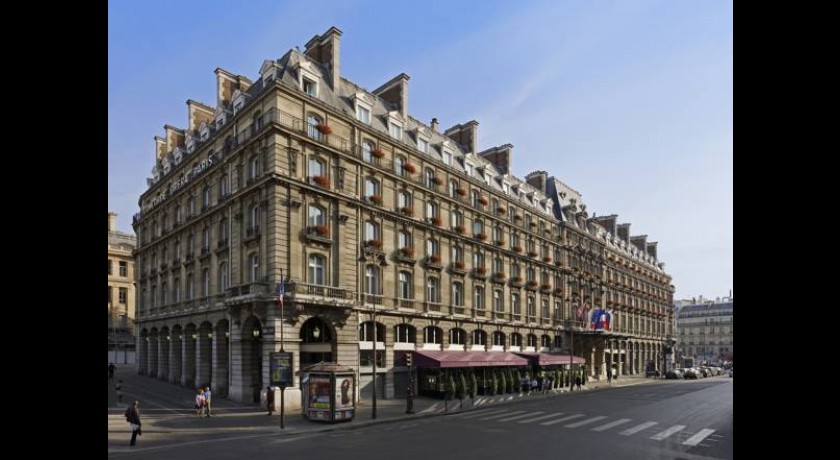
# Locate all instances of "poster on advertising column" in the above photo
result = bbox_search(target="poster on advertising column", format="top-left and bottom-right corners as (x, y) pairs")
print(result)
(269, 352), (293, 388)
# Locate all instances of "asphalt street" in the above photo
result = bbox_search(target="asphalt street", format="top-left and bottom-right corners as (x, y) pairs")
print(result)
(109, 377), (732, 460)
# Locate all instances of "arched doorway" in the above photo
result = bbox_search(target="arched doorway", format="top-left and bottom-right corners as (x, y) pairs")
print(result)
(183, 324), (197, 387)
(138, 329), (149, 375)
(214, 320), (230, 396)
(300, 317), (334, 368)
(170, 326), (183, 384)
(241, 316), (263, 403)
(148, 328), (159, 378)
(159, 326), (170, 381)
(198, 321), (213, 389)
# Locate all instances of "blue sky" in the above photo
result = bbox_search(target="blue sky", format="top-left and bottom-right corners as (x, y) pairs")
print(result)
(108, 0), (733, 301)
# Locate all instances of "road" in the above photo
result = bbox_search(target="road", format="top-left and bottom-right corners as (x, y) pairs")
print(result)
(109, 377), (732, 460)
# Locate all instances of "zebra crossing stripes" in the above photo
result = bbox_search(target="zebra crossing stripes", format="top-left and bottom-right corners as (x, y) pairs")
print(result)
(619, 421), (659, 436)
(480, 410), (527, 420)
(650, 425), (686, 440)
(564, 416), (608, 428)
(498, 411), (544, 422)
(683, 428), (716, 446)
(591, 418), (632, 432)
(517, 413), (565, 424)
(457, 409), (509, 419)
(540, 414), (585, 426)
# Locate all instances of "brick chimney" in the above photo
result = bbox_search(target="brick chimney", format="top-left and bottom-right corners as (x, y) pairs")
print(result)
(444, 120), (479, 154)
(373, 73), (410, 119)
(108, 212), (117, 232)
(304, 26), (342, 90)
(431, 118), (439, 133)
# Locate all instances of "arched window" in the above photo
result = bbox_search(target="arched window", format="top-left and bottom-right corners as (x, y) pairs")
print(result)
(452, 245), (463, 263)
(427, 277), (440, 302)
(527, 296), (536, 317)
(248, 154), (260, 181)
(541, 299), (549, 318)
(492, 331), (505, 347)
(398, 191), (412, 212)
(511, 333), (522, 347)
(398, 271), (412, 299)
(365, 178), (380, 201)
(249, 253), (259, 282)
(472, 330), (487, 348)
(308, 254), (326, 285)
(365, 265), (380, 295)
(202, 227), (210, 250)
(450, 328), (466, 345)
(307, 114), (322, 140)
(359, 322), (385, 342)
(473, 219), (484, 237)
(218, 219), (228, 245)
(250, 204), (260, 230)
(426, 201), (439, 220)
(426, 238), (440, 257)
(173, 277), (181, 302)
(541, 335), (551, 349)
(511, 293), (520, 314)
(424, 326), (443, 344)
(554, 335), (563, 349)
(449, 180), (458, 198)
(527, 334), (538, 348)
(395, 324), (416, 343)
(471, 190), (480, 207)
(252, 110), (264, 133)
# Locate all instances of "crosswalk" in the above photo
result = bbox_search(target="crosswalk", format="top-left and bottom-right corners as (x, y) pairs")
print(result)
(449, 408), (719, 447)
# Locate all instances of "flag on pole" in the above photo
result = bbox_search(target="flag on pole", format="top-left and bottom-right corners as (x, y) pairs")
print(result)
(276, 276), (286, 311)
(577, 300), (588, 322)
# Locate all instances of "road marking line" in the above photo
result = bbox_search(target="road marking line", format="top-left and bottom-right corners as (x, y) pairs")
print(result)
(481, 410), (527, 420)
(498, 412), (544, 422)
(458, 409), (509, 419)
(540, 414), (585, 426)
(619, 421), (658, 435)
(564, 416), (607, 428)
(651, 425), (686, 440)
(591, 418), (632, 432)
(517, 413), (565, 424)
(683, 428), (716, 446)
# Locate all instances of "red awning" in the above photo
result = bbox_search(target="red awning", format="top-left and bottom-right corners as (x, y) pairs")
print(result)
(514, 352), (587, 366)
(413, 350), (530, 368)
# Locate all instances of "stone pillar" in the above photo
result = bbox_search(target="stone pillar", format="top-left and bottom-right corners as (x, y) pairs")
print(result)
(617, 341), (624, 376)
(228, 326), (246, 402)
(196, 335), (212, 388)
(182, 336), (196, 388)
(213, 334), (230, 397)
(169, 337), (181, 384)
(138, 338), (148, 375)
(158, 338), (169, 381)
(149, 339), (158, 378)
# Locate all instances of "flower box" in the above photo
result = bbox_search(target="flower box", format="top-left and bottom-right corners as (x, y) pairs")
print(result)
(476, 233), (488, 241)
(430, 255), (442, 264)
(455, 225), (466, 234)
(494, 240), (505, 246)
(543, 256), (552, 263)
(514, 214), (523, 221)
(479, 197), (489, 206)
(313, 175), (330, 188)
(454, 261), (465, 270)
(527, 281), (539, 288)
(511, 276), (523, 284)
(365, 239), (383, 249)
(527, 251), (539, 258)
(457, 188), (467, 197)
(541, 284), (552, 291)
(476, 267), (487, 275)
(432, 177), (443, 186)
(372, 147), (386, 158)
(497, 206), (507, 214)
(513, 246), (523, 253)
(432, 216), (442, 226)
(316, 124), (333, 135)
(493, 272), (506, 280)
(404, 163), (417, 174)
(370, 195), (383, 205)
(400, 206), (414, 217)
(311, 225), (329, 237)
(400, 247), (415, 257)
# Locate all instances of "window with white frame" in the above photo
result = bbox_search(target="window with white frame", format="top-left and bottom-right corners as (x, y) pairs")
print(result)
(450, 328), (466, 345)
(449, 180), (458, 198)
(394, 156), (405, 175)
(527, 296), (536, 317)
(365, 265), (380, 295)
(474, 286), (485, 310)
(471, 190), (480, 207)
(356, 104), (371, 124)
(218, 262), (229, 291)
(426, 201), (439, 221)
(541, 299), (549, 318)
(452, 246), (463, 263)
(417, 137), (428, 154)
(303, 78), (318, 97)
(512, 293), (520, 314)
(426, 238), (439, 257)
(398, 231), (411, 250)
(493, 331), (505, 347)
(443, 150), (452, 165)
(249, 253), (259, 281)
(511, 333), (522, 347)
(248, 155), (260, 181)
(427, 277), (440, 302)
(389, 121), (403, 141)
(308, 205), (325, 227)
(424, 326), (442, 344)
(395, 324), (415, 343)
(398, 191), (411, 210)
(309, 157), (325, 178)
(424, 168), (435, 188)
(365, 178), (380, 200)
(453, 282), (464, 306)
(451, 209), (463, 229)
(472, 330), (486, 347)
(362, 141), (373, 163)
(309, 254), (326, 285)
(307, 114), (322, 140)
(186, 274), (194, 300)
(398, 271), (412, 299)
(365, 221), (380, 242)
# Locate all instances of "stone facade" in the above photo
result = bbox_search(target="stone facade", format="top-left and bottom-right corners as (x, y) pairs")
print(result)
(676, 300), (733, 364)
(132, 26), (676, 410)
(108, 212), (137, 362)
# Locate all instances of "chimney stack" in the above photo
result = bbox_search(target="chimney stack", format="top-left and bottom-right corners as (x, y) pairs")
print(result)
(431, 118), (439, 133)
(304, 26), (343, 90)
(108, 212), (118, 232)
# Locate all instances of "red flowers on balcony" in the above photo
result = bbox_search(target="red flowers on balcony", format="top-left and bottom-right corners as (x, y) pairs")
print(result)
(432, 216), (442, 227)
(476, 233), (488, 241)
(404, 163), (417, 174)
(479, 197), (489, 207)
(310, 225), (329, 237)
(527, 251), (539, 258)
(316, 124), (333, 135)
(432, 177), (443, 186)
(372, 147), (386, 158)
(494, 239), (505, 247)
(457, 188), (467, 197)
(312, 175), (330, 188)
(430, 255), (442, 264)
(527, 280), (539, 289)
(513, 246), (523, 253)
(400, 206), (414, 217)
(455, 225), (466, 234)
(511, 276), (523, 284)
(543, 256), (552, 263)
(370, 195), (383, 205)
(400, 246), (415, 258)
(454, 261), (465, 270)
(476, 267), (487, 275)
(493, 272), (506, 280)
(541, 284), (552, 291)
(514, 214), (523, 221)
(365, 239), (383, 249)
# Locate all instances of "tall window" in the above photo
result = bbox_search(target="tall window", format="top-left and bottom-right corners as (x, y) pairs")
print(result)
(188, 196), (196, 216)
(427, 277), (440, 302)
(471, 190), (480, 207)
(119, 261), (127, 277)
(365, 221), (380, 242)
(511, 333), (522, 347)
(417, 137), (429, 154)
(494, 290), (503, 312)
(365, 178), (380, 200)
(389, 121), (402, 141)
(453, 282), (464, 306)
(541, 299), (549, 318)
(308, 205), (325, 227)
(527, 296), (536, 317)
(473, 251), (484, 268)
(451, 209), (463, 229)
(202, 268), (210, 297)
(365, 266), (380, 295)
(449, 180), (458, 198)
(248, 155), (260, 181)
(398, 231), (412, 250)
(424, 168), (435, 188)
(511, 232), (519, 249)
(512, 293), (520, 315)
(119, 287), (128, 304)
(473, 219), (484, 236)
(426, 201), (439, 221)
(356, 105), (371, 124)
(474, 286), (485, 310)
(398, 191), (411, 210)
(250, 204), (260, 230)
(527, 267), (536, 282)
(493, 331), (505, 347)
(309, 254), (326, 285)
(528, 334), (538, 348)
(218, 262), (229, 291)
(218, 219), (228, 245)
(426, 239), (439, 257)
(494, 257), (504, 274)
(472, 330), (486, 348)
(424, 326), (442, 344)
(452, 246), (463, 263)
(450, 328), (466, 345)
(394, 156), (405, 175)
(398, 271), (412, 299)
(362, 141), (373, 163)
(186, 274), (194, 300)
(395, 324), (416, 343)
(309, 157), (325, 178)
(202, 227), (210, 250)
(249, 253), (259, 282)
(307, 114), (322, 140)
(174, 278), (181, 302)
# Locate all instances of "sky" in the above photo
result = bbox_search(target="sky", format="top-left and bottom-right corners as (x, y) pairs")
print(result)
(108, 0), (733, 301)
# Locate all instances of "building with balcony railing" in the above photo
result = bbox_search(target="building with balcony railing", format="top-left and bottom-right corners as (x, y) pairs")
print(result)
(108, 212), (137, 363)
(132, 27), (675, 408)
(676, 298), (733, 364)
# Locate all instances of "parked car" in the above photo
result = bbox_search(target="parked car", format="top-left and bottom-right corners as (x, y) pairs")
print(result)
(683, 368), (699, 379)
(665, 370), (683, 379)
(729, 369), (733, 378)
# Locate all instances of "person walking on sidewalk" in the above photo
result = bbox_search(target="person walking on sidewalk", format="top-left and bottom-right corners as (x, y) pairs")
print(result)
(203, 386), (212, 417)
(195, 388), (206, 418)
(607, 367), (612, 384)
(109, 363), (116, 379)
(266, 386), (274, 416)
(115, 379), (123, 403)
(125, 400), (142, 446)
(574, 375), (582, 391)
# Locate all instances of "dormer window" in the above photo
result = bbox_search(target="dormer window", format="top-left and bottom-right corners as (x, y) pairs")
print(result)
(417, 137), (429, 154)
(303, 78), (318, 97)
(200, 124), (210, 141)
(356, 104), (371, 124)
(234, 101), (243, 114)
(389, 121), (403, 141)
(443, 150), (452, 165)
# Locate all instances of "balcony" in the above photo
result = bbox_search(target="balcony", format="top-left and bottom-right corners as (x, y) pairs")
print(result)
(510, 276), (523, 288)
(245, 225), (260, 243)
(285, 281), (355, 308)
(396, 247), (416, 264)
(450, 261), (467, 276)
(424, 301), (442, 313)
(525, 281), (539, 291)
(472, 267), (488, 280)
(199, 246), (211, 259)
(216, 239), (229, 252)
(491, 272), (506, 284)
(305, 226), (332, 246)
(424, 256), (443, 271)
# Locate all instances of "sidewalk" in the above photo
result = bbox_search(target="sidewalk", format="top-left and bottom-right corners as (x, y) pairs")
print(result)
(108, 369), (667, 450)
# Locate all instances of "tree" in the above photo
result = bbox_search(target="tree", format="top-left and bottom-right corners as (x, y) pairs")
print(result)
(499, 370), (507, 394)
(470, 371), (478, 399)
(513, 370), (521, 392)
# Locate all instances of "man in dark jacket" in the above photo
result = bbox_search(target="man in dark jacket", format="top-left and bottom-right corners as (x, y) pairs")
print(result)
(126, 400), (142, 446)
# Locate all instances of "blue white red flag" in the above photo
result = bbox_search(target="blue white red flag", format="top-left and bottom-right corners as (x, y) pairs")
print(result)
(277, 276), (286, 310)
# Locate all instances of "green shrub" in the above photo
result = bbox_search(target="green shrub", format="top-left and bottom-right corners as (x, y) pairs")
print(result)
(458, 373), (467, 400)
(470, 372), (478, 398)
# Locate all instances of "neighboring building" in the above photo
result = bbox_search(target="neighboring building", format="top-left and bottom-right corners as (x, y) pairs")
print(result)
(676, 298), (733, 365)
(108, 212), (137, 363)
(132, 27), (675, 408)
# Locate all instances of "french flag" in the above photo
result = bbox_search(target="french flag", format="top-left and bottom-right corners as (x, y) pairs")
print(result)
(277, 276), (286, 311)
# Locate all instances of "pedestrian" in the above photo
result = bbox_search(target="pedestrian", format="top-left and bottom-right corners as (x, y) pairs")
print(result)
(109, 363), (116, 379)
(125, 400), (141, 446)
(203, 386), (212, 417)
(115, 379), (123, 403)
(195, 388), (206, 418)
(266, 385), (274, 416)
(575, 375), (582, 391)
(607, 367), (612, 384)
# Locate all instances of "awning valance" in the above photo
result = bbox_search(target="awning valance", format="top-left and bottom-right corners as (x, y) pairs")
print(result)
(413, 350), (529, 368)
(513, 352), (587, 366)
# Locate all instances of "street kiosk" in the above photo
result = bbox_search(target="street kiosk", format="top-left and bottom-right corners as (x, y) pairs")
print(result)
(301, 362), (356, 423)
